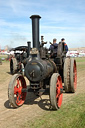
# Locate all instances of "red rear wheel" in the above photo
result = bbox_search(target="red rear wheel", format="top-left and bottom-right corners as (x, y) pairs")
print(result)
(64, 58), (77, 93)
(70, 59), (77, 92)
(74, 60), (77, 89)
(50, 73), (63, 110)
(8, 74), (27, 108)
(64, 57), (70, 92)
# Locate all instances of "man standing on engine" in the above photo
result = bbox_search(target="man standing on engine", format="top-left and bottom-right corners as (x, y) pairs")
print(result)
(61, 38), (68, 52)
(50, 38), (58, 53)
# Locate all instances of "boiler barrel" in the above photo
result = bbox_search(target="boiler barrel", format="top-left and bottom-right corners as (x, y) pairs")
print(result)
(25, 59), (55, 82)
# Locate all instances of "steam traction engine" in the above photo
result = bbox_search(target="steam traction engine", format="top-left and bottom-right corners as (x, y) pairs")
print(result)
(10, 45), (30, 75)
(8, 15), (77, 110)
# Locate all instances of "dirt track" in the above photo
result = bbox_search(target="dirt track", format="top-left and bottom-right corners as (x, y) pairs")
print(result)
(0, 60), (85, 128)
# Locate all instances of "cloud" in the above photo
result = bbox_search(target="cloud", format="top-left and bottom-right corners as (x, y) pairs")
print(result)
(0, 18), (32, 48)
(0, 0), (85, 48)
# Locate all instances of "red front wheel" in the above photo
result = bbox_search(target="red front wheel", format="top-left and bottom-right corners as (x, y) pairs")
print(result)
(8, 74), (27, 108)
(50, 73), (63, 110)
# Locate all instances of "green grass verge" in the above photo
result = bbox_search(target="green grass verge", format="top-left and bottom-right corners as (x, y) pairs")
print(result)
(76, 57), (85, 71)
(76, 57), (85, 62)
(23, 93), (85, 128)
(0, 60), (10, 83)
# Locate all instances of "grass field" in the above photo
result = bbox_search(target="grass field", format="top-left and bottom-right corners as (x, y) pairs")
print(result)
(0, 61), (9, 83)
(22, 57), (85, 128)
(25, 93), (85, 128)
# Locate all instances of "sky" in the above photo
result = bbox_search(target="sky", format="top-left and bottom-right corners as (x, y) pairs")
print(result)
(0, 0), (85, 49)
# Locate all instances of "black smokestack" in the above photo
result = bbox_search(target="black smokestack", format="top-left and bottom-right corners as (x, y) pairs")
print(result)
(27, 41), (31, 57)
(30, 15), (41, 50)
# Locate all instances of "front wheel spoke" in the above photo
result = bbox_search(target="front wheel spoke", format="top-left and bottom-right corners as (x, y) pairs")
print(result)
(16, 94), (20, 103)
(56, 94), (58, 99)
(57, 87), (60, 95)
(14, 86), (19, 94)
(20, 94), (23, 99)
(56, 87), (62, 99)
(56, 95), (59, 104)
(17, 79), (20, 87)
(16, 93), (21, 103)
(14, 86), (22, 94)
(57, 80), (59, 86)
(56, 90), (59, 98)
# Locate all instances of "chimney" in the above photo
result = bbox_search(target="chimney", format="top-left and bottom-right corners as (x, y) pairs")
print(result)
(30, 15), (41, 50)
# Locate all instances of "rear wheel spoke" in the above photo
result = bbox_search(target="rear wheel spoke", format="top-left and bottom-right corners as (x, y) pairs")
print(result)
(16, 93), (20, 103)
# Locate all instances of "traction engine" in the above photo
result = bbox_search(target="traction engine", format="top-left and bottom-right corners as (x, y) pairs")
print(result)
(8, 15), (77, 110)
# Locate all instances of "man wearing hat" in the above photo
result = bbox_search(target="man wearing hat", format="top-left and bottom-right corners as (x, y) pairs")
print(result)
(61, 38), (68, 52)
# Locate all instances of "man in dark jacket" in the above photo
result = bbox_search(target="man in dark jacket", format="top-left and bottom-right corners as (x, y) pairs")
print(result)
(50, 38), (58, 53)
